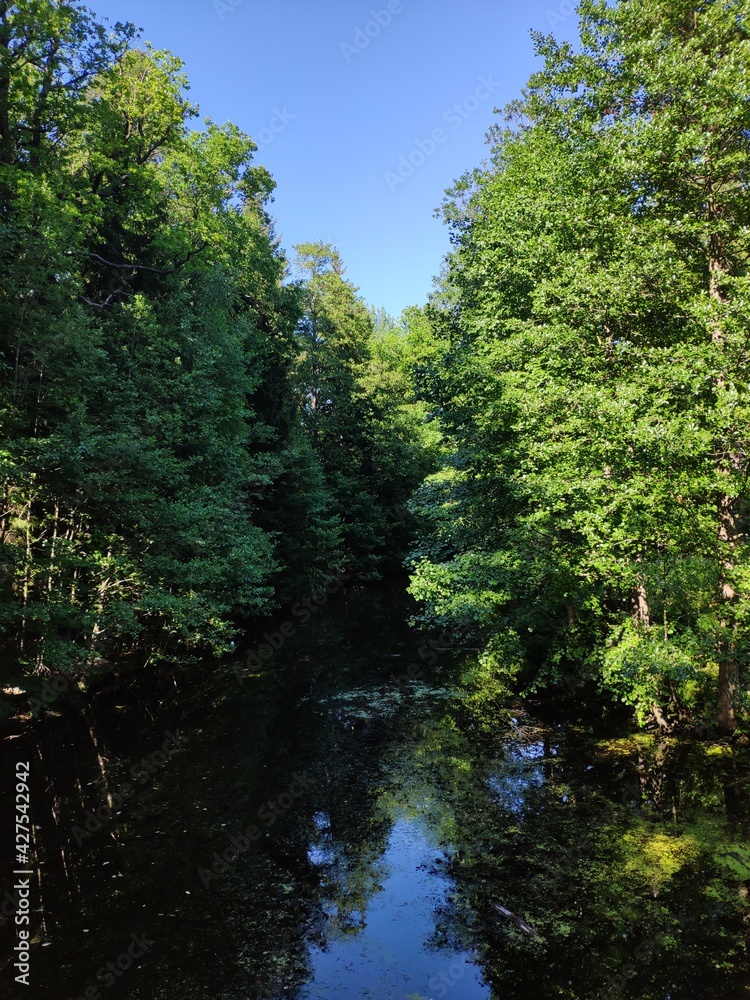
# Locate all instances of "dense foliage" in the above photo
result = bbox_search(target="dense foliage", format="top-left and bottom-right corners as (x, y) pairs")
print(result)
(409, 0), (750, 734)
(3, 0), (748, 739)
(0, 1), (434, 708)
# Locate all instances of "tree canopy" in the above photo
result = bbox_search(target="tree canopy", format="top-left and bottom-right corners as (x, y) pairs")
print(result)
(409, 0), (750, 735)
(0, 1), (436, 709)
(2, 0), (749, 738)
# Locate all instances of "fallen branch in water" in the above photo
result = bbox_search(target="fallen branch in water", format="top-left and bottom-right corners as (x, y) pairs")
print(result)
(493, 902), (539, 937)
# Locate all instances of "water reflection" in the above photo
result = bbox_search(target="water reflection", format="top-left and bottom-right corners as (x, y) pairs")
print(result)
(487, 740), (546, 813)
(302, 816), (488, 1000)
(0, 588), (747, 1000)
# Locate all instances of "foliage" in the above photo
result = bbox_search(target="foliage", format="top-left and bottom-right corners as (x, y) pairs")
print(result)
(409, 0), (750, 733)
(0, 2), (431, 697)
(293, 243), (440, 579)
(0, 1), (441, 702)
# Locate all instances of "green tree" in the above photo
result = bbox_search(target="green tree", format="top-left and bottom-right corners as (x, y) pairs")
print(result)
(0, 5), (312, 696)
(410, 0), (750, 733)
(294, 243), (439, 578)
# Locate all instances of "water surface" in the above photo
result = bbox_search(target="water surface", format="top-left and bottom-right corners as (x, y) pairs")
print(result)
(1, 588), (748, 999)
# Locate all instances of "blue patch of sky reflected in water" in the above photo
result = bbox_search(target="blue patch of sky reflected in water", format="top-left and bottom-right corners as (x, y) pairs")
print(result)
(301, 815), (489, 1000)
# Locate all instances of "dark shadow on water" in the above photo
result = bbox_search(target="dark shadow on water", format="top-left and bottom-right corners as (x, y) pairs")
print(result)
(0, 586), (748, 999)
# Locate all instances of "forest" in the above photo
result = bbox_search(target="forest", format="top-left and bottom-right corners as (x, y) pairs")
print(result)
(1, 0), (749, 744)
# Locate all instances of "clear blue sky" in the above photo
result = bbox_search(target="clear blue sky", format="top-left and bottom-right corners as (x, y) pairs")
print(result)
(89, 0), (579, 317)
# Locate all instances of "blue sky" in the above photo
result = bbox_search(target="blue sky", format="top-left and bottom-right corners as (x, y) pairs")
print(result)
(89, 0), (579, 317)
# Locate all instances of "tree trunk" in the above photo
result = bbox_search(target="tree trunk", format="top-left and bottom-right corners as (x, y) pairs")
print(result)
(716, 492), (738, 735)
(566, 595), (575, 628)
(632, 581), (650, 626)
(710, 226), (740, 736)
(631, 555), (650, 626)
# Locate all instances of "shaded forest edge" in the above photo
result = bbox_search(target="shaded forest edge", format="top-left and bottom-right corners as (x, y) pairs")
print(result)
(2, 0), (750, 740)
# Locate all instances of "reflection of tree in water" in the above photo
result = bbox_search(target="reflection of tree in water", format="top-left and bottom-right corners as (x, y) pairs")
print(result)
(284, 656), (749, 1000)
(1, 588), (748, 1000)
(413, 692), (750, 1000)
(298, 720), (394, 942)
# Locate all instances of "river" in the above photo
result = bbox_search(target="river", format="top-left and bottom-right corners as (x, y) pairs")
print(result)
(1, 587), (748, 999)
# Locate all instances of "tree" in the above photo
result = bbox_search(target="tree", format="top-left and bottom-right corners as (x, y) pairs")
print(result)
(0, 5), (314, 692)
(293, 243), (439, 578)
(410, 0), (750, 733)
